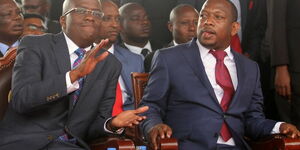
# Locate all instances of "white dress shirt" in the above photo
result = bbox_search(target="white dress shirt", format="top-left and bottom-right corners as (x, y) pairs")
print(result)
(124, 41), (152, 59)
(196, 40), (282, 146)
(0, 41), (19, 56)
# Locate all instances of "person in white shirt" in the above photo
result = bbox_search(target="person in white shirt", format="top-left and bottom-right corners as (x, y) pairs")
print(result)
(139, 0), (300, 150)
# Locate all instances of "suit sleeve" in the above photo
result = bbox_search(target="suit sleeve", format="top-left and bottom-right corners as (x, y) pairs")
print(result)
(271, 0), (289, 66)
(87, 56), (122, 139)
(139, 51), (170, 136)
(11, 36), (68, 114)
(244, 63), (276, 139)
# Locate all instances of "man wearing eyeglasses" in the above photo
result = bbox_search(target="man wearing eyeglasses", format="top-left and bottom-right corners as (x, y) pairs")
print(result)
(0, 0), (148, 149)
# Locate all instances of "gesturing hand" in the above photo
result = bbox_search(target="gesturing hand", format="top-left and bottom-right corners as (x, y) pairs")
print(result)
(70, 39), (110, 83)
(148, 123), (173, 150)
(280, 123), (300, 138)
(110, 106), (149, 128)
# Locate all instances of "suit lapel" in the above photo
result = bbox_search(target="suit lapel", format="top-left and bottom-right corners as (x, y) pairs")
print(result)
(114, 46), (132, 94)
(229, 50), (246, 108)
(52, 32), (71, 74)
(71, 49), (107, 110)
(181, 39), (220, 106)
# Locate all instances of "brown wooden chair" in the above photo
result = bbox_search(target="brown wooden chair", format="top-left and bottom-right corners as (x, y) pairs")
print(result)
(130, 72), (300, 150)
(0, 48), (17, 120)
(130, 72), (178, 150)
(89, 136), (135, 150)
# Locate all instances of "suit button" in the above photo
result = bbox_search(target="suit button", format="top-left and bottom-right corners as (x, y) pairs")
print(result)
(47, 135), (54, 141)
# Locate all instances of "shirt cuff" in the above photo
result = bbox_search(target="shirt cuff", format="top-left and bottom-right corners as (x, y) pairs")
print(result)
(271, 122), (284, 134)
(104, 117), (124, 134)
(66, 72), (79, 94)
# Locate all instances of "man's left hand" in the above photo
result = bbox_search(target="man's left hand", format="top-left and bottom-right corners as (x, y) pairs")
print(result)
(280, 123), (300, 138)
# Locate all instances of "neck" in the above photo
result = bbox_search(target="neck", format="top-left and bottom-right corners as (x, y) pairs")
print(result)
(0, 36), (18, 46)
(121, 35), (148, 48)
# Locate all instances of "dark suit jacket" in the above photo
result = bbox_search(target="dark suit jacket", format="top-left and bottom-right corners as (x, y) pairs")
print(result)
(271, 0), (300, 72)
(0, 32), (121, 150)
(0, 51), (3, 57)
(113, 44), (144, 110)
(140, 39), (276, 150)
(46, 19), (61, 34)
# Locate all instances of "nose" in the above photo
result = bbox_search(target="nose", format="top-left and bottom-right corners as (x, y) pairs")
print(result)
(204, 16), (214, 26)
(84, 14), (96, 23)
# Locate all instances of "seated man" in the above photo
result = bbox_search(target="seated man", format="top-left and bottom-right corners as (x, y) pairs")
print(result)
(0, 0), (23, 57)
(95, 0), (144, 113)
(0, 0), (147, 149)
(144, 4), (199, 72)
(22, 13), (47, 37)
(139, 0), (300, 150)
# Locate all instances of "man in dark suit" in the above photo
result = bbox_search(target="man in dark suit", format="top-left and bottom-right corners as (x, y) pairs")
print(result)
(96, 0), (144, 113)
(21, 0), (61, 34)
(0, 0), (23, 57)
(0, 0), (148, 149)
(119, 3), (159, 59)
(144, 4), (199, 72)
(139, 0), (300, 150)
(271, 0), (300, 128)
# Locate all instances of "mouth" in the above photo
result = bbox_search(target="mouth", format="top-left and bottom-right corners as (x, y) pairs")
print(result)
(108, 31), (119, 36)
(200, 28), (216, 38)
(142, 27), (150, 33)
(12, 24), (24, 31)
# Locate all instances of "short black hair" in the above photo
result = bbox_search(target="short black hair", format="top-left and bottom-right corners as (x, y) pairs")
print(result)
(23, 13), (45, 22)
(225, 0), (238, 22)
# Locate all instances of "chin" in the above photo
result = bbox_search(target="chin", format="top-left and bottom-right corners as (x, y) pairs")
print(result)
(199, 40), (216, 49)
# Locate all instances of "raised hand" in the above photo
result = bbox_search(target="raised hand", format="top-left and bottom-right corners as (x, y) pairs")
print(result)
(148, 123), (173, 150)
(70, 39), (110, 83)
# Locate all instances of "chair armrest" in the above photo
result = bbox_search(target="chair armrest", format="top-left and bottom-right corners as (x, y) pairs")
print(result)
(89, 136), (135, 150)
(247, 134), (300, 150)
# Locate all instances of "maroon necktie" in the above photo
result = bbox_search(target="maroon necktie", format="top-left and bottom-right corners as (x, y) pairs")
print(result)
(210, 50), (234, 142)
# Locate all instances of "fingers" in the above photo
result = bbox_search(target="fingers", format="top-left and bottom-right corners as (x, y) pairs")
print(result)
(280, 123), (300, 138)
(91, 39), (109, 56)
(149, 124), (173, 150)
(150, 129), (159, 150)
(134, 106), (149, 114)
(96, 51), (109, 62)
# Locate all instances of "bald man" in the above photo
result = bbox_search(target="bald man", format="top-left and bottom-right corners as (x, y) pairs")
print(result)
(144, 4), (199, 72)
(118, 3), (159, 59)
(167, 4), (199, 47)
(0, 0), (148, 149)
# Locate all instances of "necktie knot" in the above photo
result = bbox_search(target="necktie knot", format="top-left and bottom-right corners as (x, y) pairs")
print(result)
(141, 48), (150, 57)
(210, 50), (227, 61)
(74, 48), (86, 58)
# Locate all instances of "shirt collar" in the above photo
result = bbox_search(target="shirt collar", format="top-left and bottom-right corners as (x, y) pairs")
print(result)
(63, 32), (92, 55)
(173, 40), (179, 46)
(196, 39), (234, 61)
(124, 40), (152, 52)
(107, 44), (114, 54)
(0, 41), (19, 55)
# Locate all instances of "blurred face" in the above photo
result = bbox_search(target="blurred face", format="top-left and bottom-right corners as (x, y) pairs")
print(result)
(197, 0), (239, 50)
(22, 0), (48, 17)
(121, 5), (151, 42)
(168, 7), (199, 44)
(22, 17), (46, 36)
(60, 0), (103, 48)
(99, 1), (120, 43)
(0, 0), (24, 42)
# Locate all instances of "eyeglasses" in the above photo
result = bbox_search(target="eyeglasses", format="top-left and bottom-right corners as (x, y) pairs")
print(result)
(63, 8), (104, 19)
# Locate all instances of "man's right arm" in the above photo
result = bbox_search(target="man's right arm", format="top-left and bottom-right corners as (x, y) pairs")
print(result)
(11, 36), (69, 114)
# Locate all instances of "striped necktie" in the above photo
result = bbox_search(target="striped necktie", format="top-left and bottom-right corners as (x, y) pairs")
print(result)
(72, 48), (86, 105)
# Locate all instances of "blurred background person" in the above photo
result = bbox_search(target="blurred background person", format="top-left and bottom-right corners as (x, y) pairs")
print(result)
(0, 0), (23, 57)
(22, 13), (46, 37)
(21, 0), (61, 33)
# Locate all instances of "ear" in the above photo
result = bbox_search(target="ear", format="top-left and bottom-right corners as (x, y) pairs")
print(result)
(167, 21), (173, 33)
(231, 21), (240, 36)
(59, 16), (66, 31)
